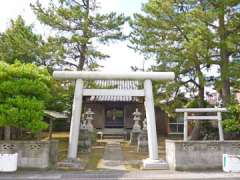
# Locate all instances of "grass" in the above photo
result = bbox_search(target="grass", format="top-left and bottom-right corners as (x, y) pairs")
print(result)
(121, 140), (148, 170)
(85, 142), (105, 171)
(121, 141), (148, 161)
(121, 137), (171, 170)
(41, 132), (175, 171)
(41, 132), (105, 170)
(41, 132), (70, 161)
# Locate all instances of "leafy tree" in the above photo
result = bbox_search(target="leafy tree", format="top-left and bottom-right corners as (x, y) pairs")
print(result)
(222, 104), (240, 133)
(47, 80), (74, 113)
(0, 16), (44, 65)
(0, 62), (51, 140)
(0, 16), (65, 70)
(31, 0), (128, 70)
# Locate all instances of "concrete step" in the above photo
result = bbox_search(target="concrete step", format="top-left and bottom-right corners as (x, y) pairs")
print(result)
(142, 159), (169, 170)
(102, 128), (126, 135)
(95, 128), (127, 139)
(103, 135), (125, 139)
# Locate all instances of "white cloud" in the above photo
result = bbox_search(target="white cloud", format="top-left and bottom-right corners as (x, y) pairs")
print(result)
(98, 0), (120, 12)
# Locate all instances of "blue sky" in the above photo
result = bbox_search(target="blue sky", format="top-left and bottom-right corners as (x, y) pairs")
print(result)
(0, 0), (150, 72)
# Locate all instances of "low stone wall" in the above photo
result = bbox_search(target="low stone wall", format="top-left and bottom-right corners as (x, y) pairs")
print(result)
(0, 140), (58, 168)
(166, 140), (240, 171)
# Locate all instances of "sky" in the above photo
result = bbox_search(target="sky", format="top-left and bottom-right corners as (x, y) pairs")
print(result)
(0, 0), (150, 72)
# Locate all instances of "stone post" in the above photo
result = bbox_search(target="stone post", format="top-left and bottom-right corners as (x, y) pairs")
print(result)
(217, 111), (224, 141)
(143, 80), (168, 169)
(184, 112), (188, 141)
(68, 79), (84, 160)
(144, 80), (158, 160)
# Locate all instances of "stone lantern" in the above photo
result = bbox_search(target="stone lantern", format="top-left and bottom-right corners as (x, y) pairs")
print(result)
(132, 108), (142, 132)
(78, 109), (95, 153)
(142, 118), (147, 131)
(80, 113), (87, 130)
(129, 108), (142, 145)
(85, 108), (95, 132)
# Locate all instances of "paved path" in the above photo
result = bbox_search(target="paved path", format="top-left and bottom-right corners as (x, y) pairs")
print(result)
(97, 139), (126, 171)
(1, 170), (240, 180)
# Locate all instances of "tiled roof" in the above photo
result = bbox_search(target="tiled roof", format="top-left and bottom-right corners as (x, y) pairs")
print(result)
(44, 110), (68, 119)
(87, 80), (142, 102)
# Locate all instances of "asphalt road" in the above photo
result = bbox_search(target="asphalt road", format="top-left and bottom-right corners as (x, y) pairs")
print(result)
(0, 170), (240, 180)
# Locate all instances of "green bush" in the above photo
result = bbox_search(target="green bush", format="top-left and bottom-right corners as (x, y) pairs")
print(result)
(222, 104), (240, 133)
(0, 61), (51, 134)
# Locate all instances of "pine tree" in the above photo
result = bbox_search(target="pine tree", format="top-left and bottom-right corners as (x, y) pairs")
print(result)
(130, 0), (240, 140)
(31, 0), (128, 70)
(130, 0), (207, 108)
(130, 0), (240, 107)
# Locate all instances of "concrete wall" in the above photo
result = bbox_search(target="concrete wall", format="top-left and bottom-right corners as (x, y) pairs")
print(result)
(166, 140), (240, 170)
(0, 140), (58, 168)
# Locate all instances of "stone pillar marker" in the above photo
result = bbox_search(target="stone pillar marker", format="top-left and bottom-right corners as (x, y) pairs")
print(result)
(68, 79), (84, 160)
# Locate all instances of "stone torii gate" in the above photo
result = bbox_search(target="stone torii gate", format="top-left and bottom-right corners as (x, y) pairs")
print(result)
(53, 71), (175, 169)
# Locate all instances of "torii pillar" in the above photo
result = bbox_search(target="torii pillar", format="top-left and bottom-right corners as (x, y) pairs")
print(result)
(53, 71), (175, 169)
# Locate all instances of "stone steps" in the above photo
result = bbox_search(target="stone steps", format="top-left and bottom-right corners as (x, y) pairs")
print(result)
(96, 128), (127, 139)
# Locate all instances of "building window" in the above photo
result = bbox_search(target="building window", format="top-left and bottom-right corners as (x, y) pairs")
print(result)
(168, 114), (184, 134)
(105, 108), (124, 128)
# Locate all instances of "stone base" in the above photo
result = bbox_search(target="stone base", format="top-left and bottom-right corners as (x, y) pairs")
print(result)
(78, 129), (93, 152)
(137, 132), (148, 152)
(142, 158), (168, 170)
(129, 131), (141, 145)
(57, 158), (85, 170)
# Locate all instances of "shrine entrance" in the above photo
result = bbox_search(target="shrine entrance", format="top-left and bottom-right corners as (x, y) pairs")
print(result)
(53, 71), (174, 169)
(105, 107), (124, 128)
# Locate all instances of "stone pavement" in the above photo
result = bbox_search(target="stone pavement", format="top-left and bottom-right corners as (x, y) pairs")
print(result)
(97, 139), (126, 171)
(0, 170), (240, 180)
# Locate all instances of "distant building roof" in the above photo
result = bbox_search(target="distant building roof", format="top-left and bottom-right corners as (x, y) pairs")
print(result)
(44, 110), (68, 119)
(86, 80), (143, 102)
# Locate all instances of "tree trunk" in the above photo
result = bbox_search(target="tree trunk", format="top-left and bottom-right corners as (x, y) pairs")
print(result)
(78, 44), (87, 70)
(190, 64), (205, 140)
(219, 4), (231, 106)
(4, 126), (11, 140)
(77, 0), (89, 71)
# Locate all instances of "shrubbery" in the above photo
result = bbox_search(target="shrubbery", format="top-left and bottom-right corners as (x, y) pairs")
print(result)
(0, 62), (51, 135)
(222, 104), (240, 133)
